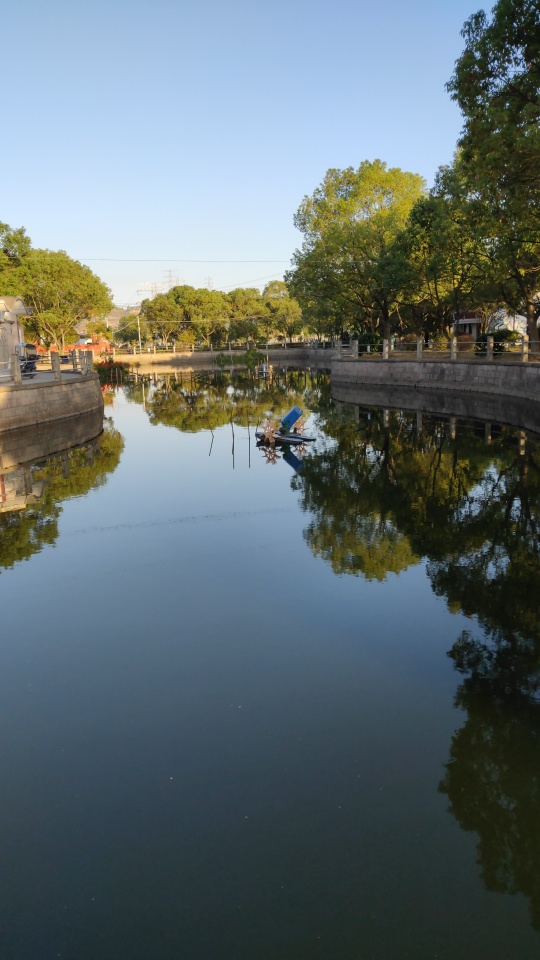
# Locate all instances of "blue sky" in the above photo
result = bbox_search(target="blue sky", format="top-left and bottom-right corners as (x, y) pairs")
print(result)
(2, 0), (486, 306)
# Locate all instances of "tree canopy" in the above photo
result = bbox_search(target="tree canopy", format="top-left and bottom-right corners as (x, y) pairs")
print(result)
(0, 224), (113, 349)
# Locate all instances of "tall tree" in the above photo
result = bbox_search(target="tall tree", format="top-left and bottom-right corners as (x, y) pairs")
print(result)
(447, 0), (540, 344)
(287, 161), (425, 341)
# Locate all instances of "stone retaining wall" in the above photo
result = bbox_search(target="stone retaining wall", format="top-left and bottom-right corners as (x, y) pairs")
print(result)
(332, 381), (540, 436)
(331, 357), (540, 403)
(0, 373), (104, 433)
(0, 407), (104, 470)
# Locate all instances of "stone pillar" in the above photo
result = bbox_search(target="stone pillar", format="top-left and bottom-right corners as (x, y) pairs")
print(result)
(416, 337), (422, 360)
(70, 350), (77, 372)
(486, 335), (494, 361)
(450, 336), (457, 361)
(51, 351), (61, 381)
(449, 417), (457, 440)
(383, 408), (390, 428)
(521, 335), (529, 362)
(416, 412), (423, 434)
(351, 339), (359, 358)
(382, 339), (389, 359)
(10, 354), (22, 384)
(23, 465), (33, 495)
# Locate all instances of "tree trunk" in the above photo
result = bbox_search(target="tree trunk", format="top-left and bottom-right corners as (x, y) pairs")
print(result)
(526, 297), (539, 348)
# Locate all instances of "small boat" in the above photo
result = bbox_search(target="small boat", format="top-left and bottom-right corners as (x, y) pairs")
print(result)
(255, 429), (314, 446)
(255, 406), (315, 446)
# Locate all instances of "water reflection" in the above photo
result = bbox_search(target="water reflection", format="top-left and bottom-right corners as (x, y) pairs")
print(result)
(440, 657), (540, 930)
(291, 395), (540, 929)
(0, 419), (124, 570)
(124, 367), (330, 432)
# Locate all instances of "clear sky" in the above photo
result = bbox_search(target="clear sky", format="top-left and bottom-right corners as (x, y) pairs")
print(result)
(2, 0), (487, 307)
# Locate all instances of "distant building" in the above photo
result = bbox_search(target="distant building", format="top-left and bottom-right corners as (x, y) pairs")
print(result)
(0, 296), (30, 365)
(75, 306), (140, 338)
(454, 308), (528, 338)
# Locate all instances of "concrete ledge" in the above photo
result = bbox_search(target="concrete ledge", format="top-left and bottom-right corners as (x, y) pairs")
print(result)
(331, 357), (540, 404)
(0, 372), (104, 433)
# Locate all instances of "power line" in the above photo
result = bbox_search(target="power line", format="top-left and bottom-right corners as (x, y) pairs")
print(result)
(17, 254), (291, 263)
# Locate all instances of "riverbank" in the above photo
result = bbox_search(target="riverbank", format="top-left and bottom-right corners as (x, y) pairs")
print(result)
(331, 356), (540, 404)
(0, 370), (103, 433)
(113, 346), (332, 371)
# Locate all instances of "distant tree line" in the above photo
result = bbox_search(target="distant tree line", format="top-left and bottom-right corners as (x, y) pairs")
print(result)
(285, 0), (540, 348)
(123, 280), (303, 350)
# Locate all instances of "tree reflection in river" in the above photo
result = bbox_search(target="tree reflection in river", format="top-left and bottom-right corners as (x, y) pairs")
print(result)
(292, 398), (540, 929)
(126, 368), (330, 434)
(0, 420), (124, 571)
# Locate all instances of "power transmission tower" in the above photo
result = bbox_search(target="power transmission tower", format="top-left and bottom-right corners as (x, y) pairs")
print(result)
(137, 281), (165, 299)
(163, 270), (180, 291)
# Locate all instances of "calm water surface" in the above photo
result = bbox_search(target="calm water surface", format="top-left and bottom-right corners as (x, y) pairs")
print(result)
(1, 370), (539, 959)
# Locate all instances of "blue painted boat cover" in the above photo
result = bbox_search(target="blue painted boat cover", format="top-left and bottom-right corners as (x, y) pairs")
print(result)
(281, 406), (302, 431)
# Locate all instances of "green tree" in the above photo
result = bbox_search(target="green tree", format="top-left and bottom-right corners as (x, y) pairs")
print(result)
(2, 250), (113, 350)
(0, 221), (32, 271)
(227, 287), (268, 347)
(447, 0), (540, 345)
(169, 285), (229, 348)
(396, 164), (494, 336)
(140, 294), (182, 348)
(263, 280), (303, 345)
(287, 161), (425, 341)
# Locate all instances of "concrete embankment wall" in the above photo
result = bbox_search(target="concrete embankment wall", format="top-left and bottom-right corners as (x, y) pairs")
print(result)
(0, 373), (104, 434)
(332, 381), (540, 436)
(331, 358), (540, 404)
(0, 407), (104, 470)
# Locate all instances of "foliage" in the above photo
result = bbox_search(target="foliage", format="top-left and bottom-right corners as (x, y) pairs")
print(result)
(214, 348), (264, 369)
(475, 328), (520, 354)
(140, 294), (183, 349)
(0, 422), (124, 572)
(1, 245), (113, 350)
(95, 360), (130, 383)
(447, 0), (540, 342)
(287, 160), (426, 341)
(168, 285), (229, 347)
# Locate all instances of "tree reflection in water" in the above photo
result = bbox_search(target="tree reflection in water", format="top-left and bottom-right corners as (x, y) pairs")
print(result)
(0, 420), (124, 571)
(293, 400), (540, 928)
(121, 371), (540, 927)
